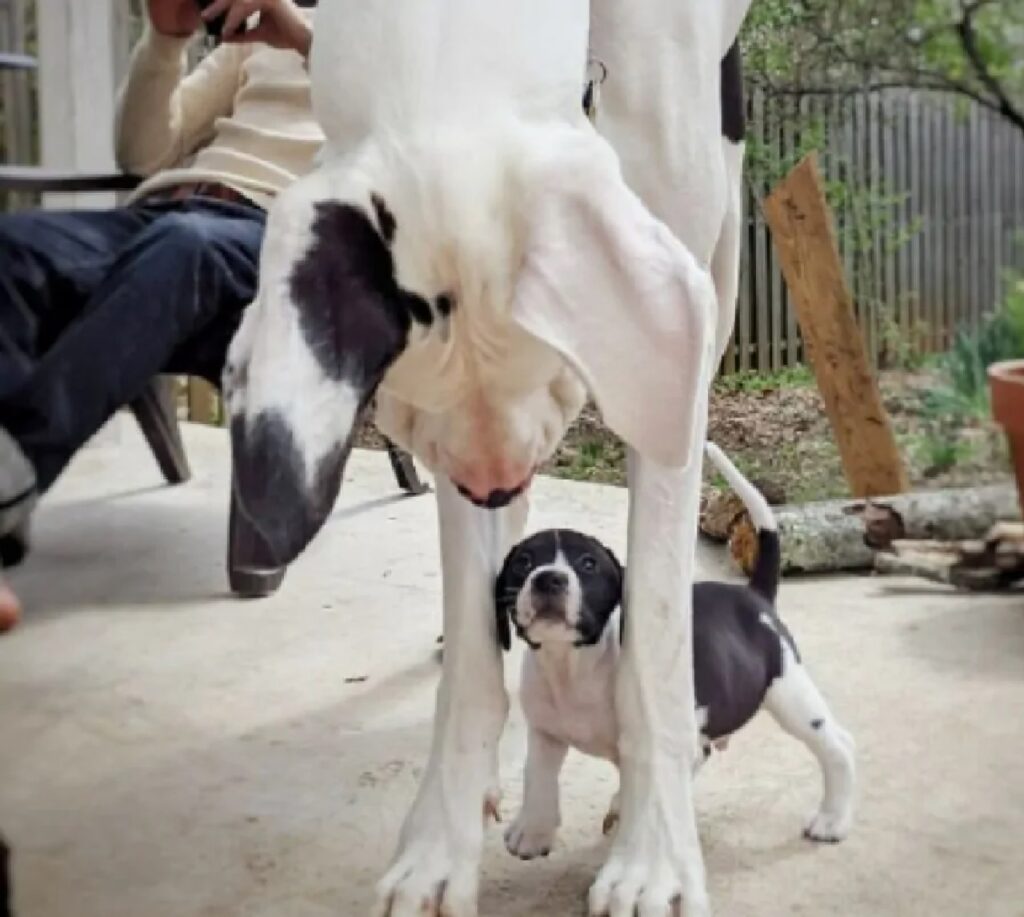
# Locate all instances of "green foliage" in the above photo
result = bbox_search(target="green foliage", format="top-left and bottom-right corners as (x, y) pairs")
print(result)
(909, 428), (976, 478)
(715, 364), (815, 394)
(920, 270), (1024, 421)
(877, 305), (932, 371)
(742, 0), (1024, 134)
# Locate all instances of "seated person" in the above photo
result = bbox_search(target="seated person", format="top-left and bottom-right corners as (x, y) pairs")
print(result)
(0, 0), (322, 631)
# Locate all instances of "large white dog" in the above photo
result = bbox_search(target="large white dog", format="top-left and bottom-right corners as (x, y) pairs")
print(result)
(224, 1), (752, 914)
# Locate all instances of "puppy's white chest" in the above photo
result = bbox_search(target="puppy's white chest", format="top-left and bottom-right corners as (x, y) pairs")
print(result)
(520, 651), (619, 761)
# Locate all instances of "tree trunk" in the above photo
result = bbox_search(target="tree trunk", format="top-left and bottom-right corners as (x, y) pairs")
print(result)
(723, 483), (1019, 575)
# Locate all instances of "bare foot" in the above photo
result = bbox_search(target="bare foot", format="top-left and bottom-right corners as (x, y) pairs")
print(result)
(0, 579), (21, 633)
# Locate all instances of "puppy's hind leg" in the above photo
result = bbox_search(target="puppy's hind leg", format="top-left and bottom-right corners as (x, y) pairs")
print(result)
(764, 648), (856, 843)
(505, 728), (569, 859)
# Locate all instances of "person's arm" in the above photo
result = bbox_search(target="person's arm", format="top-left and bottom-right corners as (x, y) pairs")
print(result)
(114, 24), (246, 177)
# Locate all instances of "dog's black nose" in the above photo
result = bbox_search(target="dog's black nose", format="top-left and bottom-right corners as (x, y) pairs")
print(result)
(456, 484), (527, 510)
(532, 570), (569, 596)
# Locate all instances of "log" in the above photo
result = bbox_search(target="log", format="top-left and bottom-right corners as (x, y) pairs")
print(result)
(763, 153), (909, 498)
(726, 483), (1020, 575)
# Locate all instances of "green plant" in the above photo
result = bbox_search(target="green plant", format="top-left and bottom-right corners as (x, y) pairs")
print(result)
(910, 429), (976, 478)
(715, 364), (815, 394)
(877, 304), (931, 371)
(922, 269), (1024, 420)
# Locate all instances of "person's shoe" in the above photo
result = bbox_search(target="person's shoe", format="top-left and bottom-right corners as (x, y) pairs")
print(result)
(0, 427), (36, 540)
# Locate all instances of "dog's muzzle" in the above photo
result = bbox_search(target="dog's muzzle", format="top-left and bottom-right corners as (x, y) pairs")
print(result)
(529, 570), (570, 620)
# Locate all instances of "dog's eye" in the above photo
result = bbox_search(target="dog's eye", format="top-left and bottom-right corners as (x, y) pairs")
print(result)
(578, 555), (598, 574)
(514, 552), (533, 573)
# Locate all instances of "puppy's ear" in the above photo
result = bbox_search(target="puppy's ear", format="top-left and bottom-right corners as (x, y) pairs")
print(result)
(598, 544), (627, 645)
(602, 544), (624, 587)
(226, 184), (424, 566)
(511, 129), (717, 469)
(493, 559), (514, 652)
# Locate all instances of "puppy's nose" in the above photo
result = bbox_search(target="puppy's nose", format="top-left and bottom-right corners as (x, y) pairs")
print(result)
(532, 570), (569, 596)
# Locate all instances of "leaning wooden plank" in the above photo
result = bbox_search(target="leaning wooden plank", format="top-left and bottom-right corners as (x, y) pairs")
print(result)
(762, 152), (909, 498)
(725, 483), (1018, 575)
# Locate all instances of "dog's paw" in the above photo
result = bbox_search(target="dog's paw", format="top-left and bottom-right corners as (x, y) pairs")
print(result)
(504, 815), (558, 860)
(601, 791), (621, 836)
(590, 855), (705, 917)
(589, 759), (708, 917)
(375, 756), (497, 916)
(804, 809), (852, 844)
(375, 824), (482, 917)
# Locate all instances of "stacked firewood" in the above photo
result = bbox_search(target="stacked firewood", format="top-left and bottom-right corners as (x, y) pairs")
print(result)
(875, 522), (1024, 591)
(700, 482), (1022, 592)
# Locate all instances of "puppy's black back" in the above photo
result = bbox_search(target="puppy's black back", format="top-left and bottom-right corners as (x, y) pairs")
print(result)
(692, 582), (797, 741)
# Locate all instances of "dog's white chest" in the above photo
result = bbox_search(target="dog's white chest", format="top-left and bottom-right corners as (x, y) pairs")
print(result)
(520, 650), (619, 761)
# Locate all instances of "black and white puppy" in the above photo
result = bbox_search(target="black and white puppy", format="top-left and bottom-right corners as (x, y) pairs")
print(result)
(495, 443), (856, 860)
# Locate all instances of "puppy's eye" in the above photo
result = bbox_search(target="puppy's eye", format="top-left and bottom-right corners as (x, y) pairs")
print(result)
(578, 555), (598, 574)
(514, 552), (533, 573)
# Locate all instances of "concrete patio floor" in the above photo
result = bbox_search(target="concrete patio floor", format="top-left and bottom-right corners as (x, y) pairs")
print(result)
(1, 422), (1023, 917)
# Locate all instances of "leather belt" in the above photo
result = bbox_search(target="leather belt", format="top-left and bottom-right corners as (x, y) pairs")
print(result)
(152, 181), (252, 206)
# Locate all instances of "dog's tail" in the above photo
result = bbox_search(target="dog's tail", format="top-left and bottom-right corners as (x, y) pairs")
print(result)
(704, 441), (780, 604)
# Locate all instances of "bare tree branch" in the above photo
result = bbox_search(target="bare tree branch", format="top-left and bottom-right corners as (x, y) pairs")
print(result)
(956, 3), (1024, 131)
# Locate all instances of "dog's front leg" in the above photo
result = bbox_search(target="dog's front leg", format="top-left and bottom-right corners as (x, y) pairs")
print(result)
(377, 477), (528, 917)
(505, 727), (569, 860)
(590, 395), (711, 917)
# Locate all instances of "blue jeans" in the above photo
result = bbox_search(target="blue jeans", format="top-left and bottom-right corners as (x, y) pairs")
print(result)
(0, 196), (266, 492)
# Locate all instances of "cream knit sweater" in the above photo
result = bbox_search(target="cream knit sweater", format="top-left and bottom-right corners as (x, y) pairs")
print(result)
(115, 25), (324, 210)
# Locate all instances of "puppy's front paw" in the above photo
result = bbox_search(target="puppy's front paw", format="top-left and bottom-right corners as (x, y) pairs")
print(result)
(504, 815), (558, 860)
(804, 809), (852, 844)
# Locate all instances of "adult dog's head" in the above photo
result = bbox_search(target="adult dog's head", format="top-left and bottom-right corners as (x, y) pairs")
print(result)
(225, 121), (717, 567)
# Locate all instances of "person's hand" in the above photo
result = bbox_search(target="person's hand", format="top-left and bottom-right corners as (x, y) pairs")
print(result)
(200, 0), (313, 57)
(146, 0), (203, 38)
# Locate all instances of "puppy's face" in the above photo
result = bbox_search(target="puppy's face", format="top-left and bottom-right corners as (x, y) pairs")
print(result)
(495, 530), (623, 650)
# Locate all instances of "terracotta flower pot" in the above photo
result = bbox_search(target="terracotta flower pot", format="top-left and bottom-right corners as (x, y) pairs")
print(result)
(989, 359), (1024, 516)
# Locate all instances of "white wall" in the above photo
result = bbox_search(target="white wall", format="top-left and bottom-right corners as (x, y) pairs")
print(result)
(36, 0), (120, 208)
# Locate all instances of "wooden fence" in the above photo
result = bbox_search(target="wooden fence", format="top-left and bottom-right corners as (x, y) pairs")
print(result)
(2, 0), (1023, 383)
(728, 89), (1024, 373)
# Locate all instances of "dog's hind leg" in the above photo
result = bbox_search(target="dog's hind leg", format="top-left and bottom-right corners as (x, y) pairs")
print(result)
(763, 647), (856, 843)
(376, 478), (528, 917)
(505, 728), (569, 859)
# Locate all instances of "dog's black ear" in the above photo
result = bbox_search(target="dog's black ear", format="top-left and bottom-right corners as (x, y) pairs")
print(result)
(493, 562), (513, 652)
(599, 544), (626, 646)
(496, 602), (512, 653)
(227, 192), (431, 566)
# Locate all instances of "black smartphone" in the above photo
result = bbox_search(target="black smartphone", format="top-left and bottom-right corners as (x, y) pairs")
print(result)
(194, 0), (248, 41)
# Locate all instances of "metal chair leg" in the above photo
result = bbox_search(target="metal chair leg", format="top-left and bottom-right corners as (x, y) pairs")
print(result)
(129, 377), (191, 485)
(1, 832), (12, 917)
(385, 439), (430, 495)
